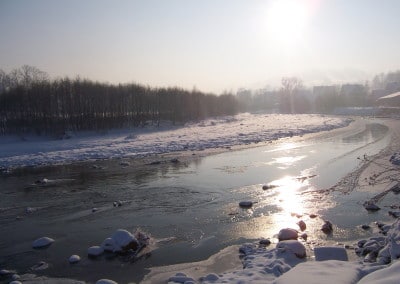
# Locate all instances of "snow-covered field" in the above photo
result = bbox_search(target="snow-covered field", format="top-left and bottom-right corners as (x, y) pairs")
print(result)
(0, 113), (352, 169)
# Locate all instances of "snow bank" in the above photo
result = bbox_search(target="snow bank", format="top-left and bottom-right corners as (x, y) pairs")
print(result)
(0, 114), (352, 169)
(169, 220), (400, 283)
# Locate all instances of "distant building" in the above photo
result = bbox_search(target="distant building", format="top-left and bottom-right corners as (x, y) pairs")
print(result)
(369, 89), (389, 101)
(340, 84), (365, 97)
(385, 82), (400, 94)
(376, 91), (400, 107)
(313, 85), (337, 97)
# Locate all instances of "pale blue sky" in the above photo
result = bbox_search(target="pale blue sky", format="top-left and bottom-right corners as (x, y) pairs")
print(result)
(1, 0), (399, 93)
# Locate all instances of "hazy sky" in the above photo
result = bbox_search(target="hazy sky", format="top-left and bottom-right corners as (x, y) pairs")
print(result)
(1, 0), (399, 93)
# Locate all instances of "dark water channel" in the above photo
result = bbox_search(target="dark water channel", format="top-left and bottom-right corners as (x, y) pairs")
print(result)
(0, 119), (397, 283)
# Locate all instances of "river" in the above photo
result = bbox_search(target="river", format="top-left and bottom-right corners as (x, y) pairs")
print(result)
(0, 118), (398, 283)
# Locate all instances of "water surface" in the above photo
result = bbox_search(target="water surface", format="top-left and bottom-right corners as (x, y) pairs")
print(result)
(0, 119), (398, 283)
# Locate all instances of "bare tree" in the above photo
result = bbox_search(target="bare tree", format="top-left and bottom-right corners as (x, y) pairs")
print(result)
(280, 77), (303, 114)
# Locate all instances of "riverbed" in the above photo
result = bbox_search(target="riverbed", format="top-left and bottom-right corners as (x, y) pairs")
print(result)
(0, 117), (398, 283)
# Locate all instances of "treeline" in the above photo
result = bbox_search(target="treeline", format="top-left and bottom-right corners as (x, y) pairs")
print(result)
(0, 66), (238, 135)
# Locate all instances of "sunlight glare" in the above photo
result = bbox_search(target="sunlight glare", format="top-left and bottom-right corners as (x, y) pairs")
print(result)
(265, 0), (310, 46)
(270, 175), (308, 228)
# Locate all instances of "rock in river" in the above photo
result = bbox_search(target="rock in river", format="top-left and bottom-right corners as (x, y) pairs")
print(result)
(278, 228), (298, 241)
(32, 237), (54, 248)
(239, 201), (253, 208)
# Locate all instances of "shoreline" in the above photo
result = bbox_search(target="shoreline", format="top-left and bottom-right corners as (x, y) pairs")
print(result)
(0, 114), (353, 171)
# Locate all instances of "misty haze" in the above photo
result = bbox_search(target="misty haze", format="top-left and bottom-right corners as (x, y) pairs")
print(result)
(1, 1), (400, 284)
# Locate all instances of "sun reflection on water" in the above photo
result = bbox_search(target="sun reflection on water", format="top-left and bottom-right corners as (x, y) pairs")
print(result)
(269, 175), (310, 230)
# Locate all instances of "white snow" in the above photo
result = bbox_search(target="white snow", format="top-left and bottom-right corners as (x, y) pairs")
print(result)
(358, 260), (400, 284)
(110, 229), (138, 252)
(168, 219), (400, 284)
(0, 113), (352, 169)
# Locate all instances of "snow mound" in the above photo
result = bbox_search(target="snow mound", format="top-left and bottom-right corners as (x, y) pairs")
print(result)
(275, 260), (382, 284)
(358, 260), (400, 284)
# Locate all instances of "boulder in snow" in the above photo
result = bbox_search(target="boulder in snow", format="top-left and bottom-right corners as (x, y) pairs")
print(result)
(278, 228), (298, 241)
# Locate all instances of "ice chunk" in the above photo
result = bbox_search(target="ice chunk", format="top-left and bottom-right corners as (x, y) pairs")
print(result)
(314, 246), (348, 261)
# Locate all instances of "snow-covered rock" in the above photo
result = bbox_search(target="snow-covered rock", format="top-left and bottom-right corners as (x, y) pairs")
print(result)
(277, 240), (306, 258)
(0, 269), (12, 275)
(168, 272), (195, 283)
(32, 237), (54, 248)
(88, 246), (104, 257)
(101, 237), (117, 252)
(96, 279), (118, 284)
(110, 229), (139, 252)
(68, 255), (81, 264)
(278, 228), (298, 241)
(314, 246), (348, 261)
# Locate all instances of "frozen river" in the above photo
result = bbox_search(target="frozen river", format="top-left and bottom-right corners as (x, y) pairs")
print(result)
(0, 118), (397, 283)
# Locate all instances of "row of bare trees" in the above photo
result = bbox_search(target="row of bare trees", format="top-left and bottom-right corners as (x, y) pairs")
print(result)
(0, 66), (238, 135)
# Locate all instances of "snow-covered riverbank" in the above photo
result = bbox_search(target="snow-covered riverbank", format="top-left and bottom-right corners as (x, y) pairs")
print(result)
(2, 114), (399, 284)
(0, 113), (352, 169)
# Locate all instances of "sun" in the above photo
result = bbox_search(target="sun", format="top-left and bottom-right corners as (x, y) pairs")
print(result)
(265, 0), (310, 46)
